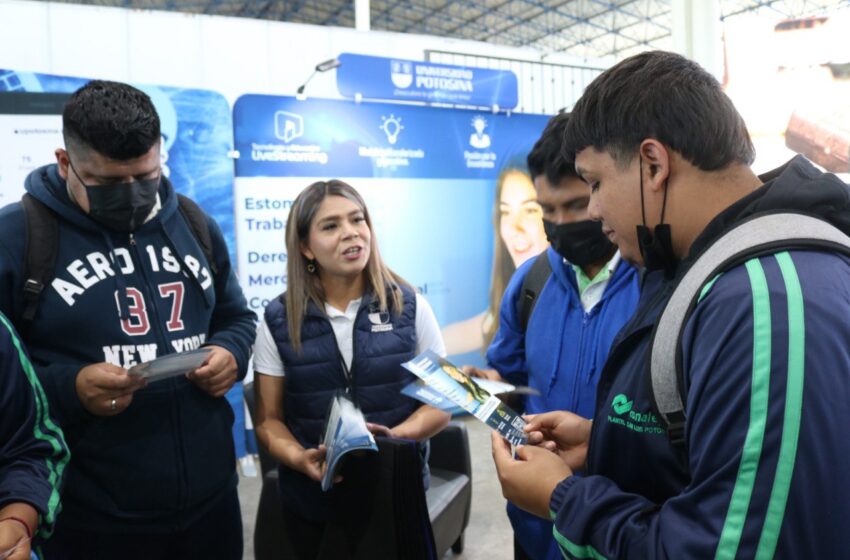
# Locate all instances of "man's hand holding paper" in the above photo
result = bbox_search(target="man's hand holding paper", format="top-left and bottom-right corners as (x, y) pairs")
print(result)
(523, 410), (592, 472)
(187, 345), (237, 397)
(76, 362), (147, 416)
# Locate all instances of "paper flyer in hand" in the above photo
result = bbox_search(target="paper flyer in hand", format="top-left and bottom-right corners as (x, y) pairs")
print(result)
(402, 351), (528, 446)
(127, 348), (212, 383)
(320, 392), (378, 492)
(401, 377), (539, 412)
(401, 379), (457, 411)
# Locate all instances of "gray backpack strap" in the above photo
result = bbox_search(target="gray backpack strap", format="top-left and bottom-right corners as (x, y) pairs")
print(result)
(519, 252), (552, 331)
(651, 213), (850, 449)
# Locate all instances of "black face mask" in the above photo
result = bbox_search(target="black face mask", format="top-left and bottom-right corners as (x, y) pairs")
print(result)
(543, 219), (615, 266)
(69, 160), (160, 232)
(635, 156), (677, 277)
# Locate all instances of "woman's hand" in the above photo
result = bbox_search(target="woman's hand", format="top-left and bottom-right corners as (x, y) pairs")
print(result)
(296, 445), (327, 482)
(366, 423), (396, 438)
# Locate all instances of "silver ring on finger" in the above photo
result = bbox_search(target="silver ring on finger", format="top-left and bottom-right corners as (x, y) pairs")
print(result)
(110, 398), (117, 412)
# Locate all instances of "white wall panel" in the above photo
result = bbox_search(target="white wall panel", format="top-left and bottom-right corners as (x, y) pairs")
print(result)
(0, 1), (50, 72)
(201, 15), (270, 103)
(267, 22), (333, 100)
(47, 3), (128, 81)
(128, 9), (203, 86)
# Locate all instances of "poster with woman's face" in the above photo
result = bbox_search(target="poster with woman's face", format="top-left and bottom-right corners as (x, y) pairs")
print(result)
(498, 169), (548, 268)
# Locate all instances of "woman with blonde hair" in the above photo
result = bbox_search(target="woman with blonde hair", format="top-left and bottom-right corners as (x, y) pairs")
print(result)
(253, 179), (449, 559)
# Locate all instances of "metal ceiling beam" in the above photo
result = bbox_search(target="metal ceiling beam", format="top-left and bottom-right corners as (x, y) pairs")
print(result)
(398, 0), (453, 33)
(325, 1), (354, 25)
(373, 0), (415, 29)
(448, 0), (561, 44)
(583, 0), (671, 33)
(281, 0), (309, 20)
(527, 0), (672, 56)
(372, 0), (536, 44)
(240, 0), (271, 18)
(441, 0), (515, 36)
(515, 0), (649, 44)
(372, 1), (499, 38)
(549, 17), (671, 54)
(424, 1), (513, 39)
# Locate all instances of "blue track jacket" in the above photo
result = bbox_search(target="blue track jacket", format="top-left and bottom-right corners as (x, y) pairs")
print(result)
(0, 165), (256, 534)
(0, 311), (69, 540)
(488, 246), (639, 560)
(549, 156), (850, 559)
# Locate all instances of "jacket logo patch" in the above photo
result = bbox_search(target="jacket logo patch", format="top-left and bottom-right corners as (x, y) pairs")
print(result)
(608, 393), (665, 435)
(612, 393), (633, 415)
(368, 310), (393, 332)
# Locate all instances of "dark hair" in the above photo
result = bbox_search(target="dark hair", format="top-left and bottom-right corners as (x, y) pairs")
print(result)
(63, 80), (161, 160)
(564, 51), (755, 171)
(527, 112), (577, 185)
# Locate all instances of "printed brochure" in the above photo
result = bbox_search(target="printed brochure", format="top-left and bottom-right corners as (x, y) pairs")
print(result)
(401, 377), (539, 412)
(127, 348), (212, 383)
(320, 392), (378, 492)
(402, 351), (528, 446)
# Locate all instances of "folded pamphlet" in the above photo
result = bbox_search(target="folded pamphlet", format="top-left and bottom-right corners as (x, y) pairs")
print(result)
(320, 392), (378, 492)
(401, 377), (540, 412)
(127, 348), (212, 383)
(402, 351), (528, 446)
(401, 379), (457, 411)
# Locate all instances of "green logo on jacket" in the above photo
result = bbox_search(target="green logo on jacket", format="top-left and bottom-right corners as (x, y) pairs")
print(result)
(608, 393), (665, 435)
(612, 393), (633, 415)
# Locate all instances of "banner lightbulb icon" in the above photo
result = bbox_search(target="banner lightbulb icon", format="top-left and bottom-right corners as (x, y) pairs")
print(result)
(380, 114), (403, 145)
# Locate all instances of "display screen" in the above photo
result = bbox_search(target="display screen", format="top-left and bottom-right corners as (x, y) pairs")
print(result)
(0, 92), (68, 206)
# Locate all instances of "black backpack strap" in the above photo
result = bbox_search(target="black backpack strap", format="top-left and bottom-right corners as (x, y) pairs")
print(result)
(176, 194), (218, 276)
(21, 193), (59, 325)
(518, 252), (552, 331)
(650, 212), (850, 454)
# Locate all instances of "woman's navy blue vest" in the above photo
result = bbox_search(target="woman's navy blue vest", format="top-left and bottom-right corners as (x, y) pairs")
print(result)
(264, 285), (420, 520)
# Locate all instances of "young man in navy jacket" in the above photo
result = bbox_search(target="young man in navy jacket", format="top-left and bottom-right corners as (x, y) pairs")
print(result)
(0, 310), (69, 559)
(493, 50), (850, 558)
(472, 114), (639, 560)
(0, 81), (256, 558)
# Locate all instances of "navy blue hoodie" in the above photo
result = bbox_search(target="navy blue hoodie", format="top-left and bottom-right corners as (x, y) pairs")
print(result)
(0, 164), (256, 534)
(549, 157), (850, 559)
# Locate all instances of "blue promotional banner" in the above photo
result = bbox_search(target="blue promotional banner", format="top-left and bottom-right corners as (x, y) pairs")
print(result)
(233, 94), (548, 366)
(234, 94), (543, 179)
(336, 53), (519, 109)
(0, 69), (236, 256)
